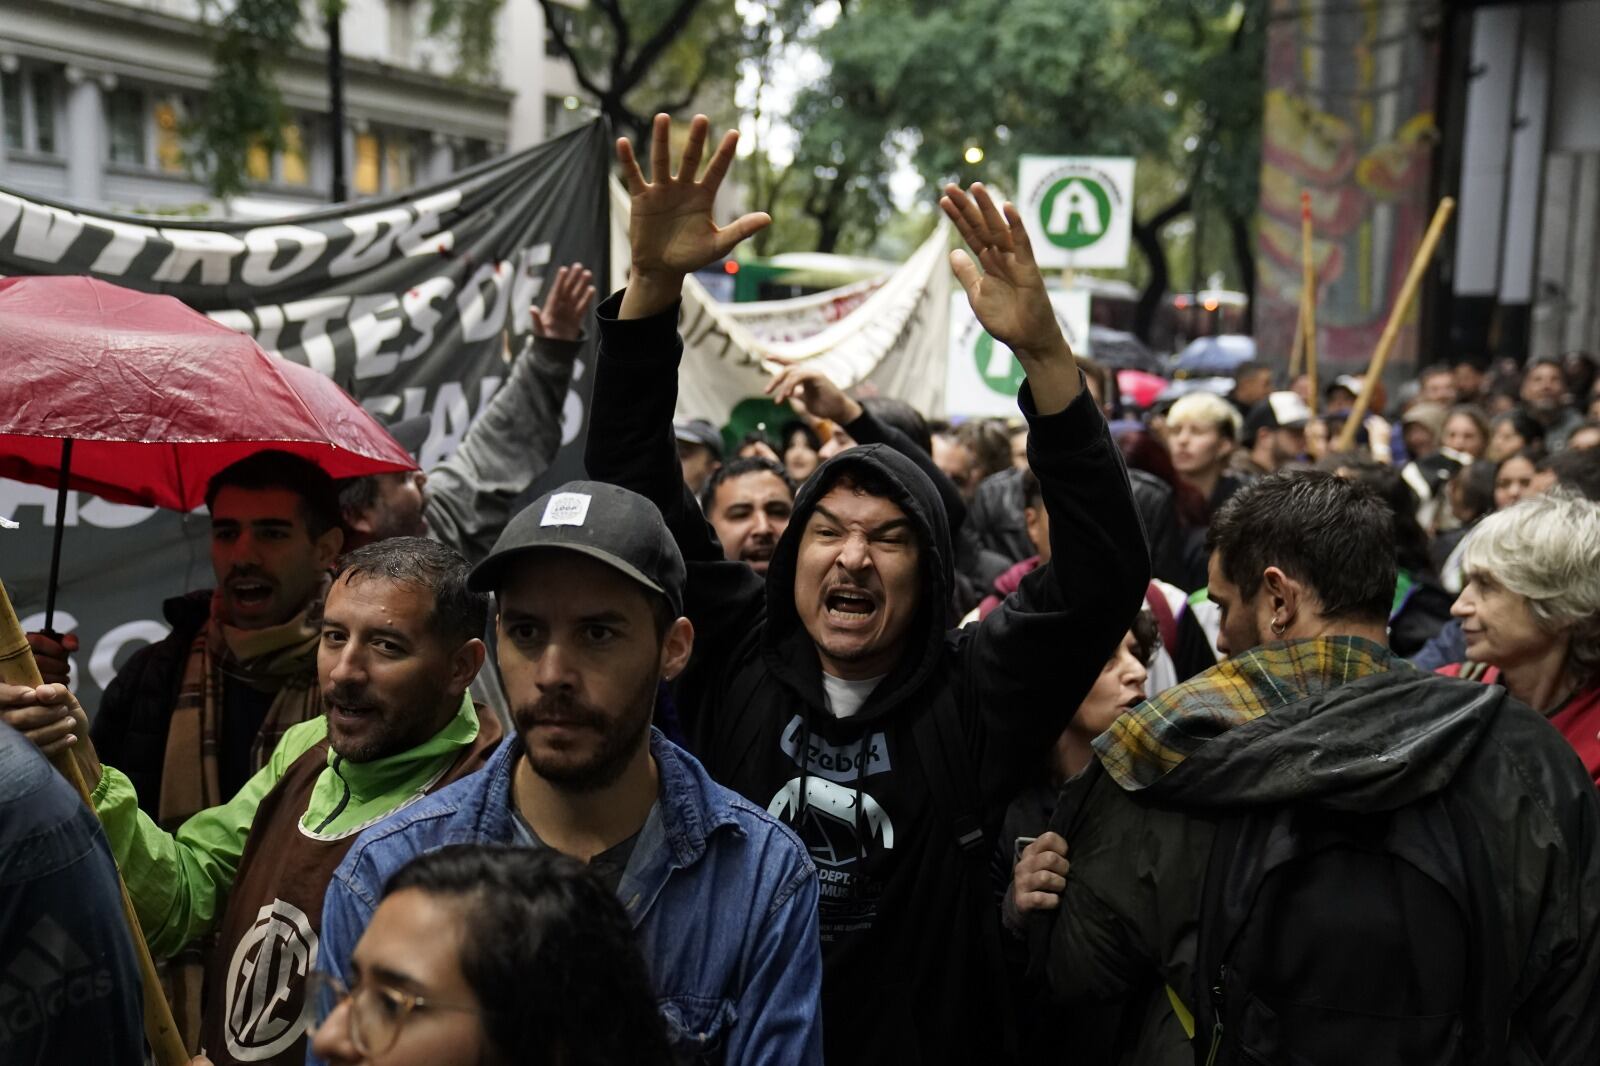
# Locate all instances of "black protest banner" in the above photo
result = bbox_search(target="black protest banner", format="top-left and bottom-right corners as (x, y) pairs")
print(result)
(0, 120), (610, 713)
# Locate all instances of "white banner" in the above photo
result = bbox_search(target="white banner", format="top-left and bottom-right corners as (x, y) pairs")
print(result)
(610, 178), (955, 424)
(945, 289), (1092, 417)
(1018, 155), (1136, 269)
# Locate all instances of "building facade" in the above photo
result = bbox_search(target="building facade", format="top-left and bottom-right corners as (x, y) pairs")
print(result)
(0, 0), (592, 216)
(1446, 0), (1600, 361)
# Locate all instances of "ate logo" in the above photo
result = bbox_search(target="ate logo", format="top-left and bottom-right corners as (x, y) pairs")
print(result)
(973, 331), (1025, 397)
(1040, 176), (1113, 250)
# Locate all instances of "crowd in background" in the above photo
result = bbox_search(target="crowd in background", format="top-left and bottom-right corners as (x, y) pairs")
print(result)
(1, 115), (1597, 1066)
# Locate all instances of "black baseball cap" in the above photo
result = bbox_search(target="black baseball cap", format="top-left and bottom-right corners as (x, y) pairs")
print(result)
(468, 480), (686, 617)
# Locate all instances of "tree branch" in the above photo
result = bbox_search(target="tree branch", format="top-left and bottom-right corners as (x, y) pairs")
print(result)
(656, 62), (712, 115)
(619, 0), (705, 93)
(590, 0), (632, 88)
(534, 0), (615, 102)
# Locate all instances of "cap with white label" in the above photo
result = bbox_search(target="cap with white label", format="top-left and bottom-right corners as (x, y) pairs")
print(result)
(467, 480), (686, 616)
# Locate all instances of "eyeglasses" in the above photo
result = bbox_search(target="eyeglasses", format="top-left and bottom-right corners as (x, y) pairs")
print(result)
(306, 969), (481, 1055)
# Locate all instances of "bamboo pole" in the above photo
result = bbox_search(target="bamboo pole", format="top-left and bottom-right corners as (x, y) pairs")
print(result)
(1334, 197), (1457, 453)
(0, 578), (190, 1066)
(1288, 286), (1306, 381)
(1301, 191), (1319, 416)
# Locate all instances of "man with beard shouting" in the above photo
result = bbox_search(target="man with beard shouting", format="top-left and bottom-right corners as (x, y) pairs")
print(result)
(0, 538), (503, 1065)
(584, 114), (1149, 1063)
(318, 481), (823, 1065)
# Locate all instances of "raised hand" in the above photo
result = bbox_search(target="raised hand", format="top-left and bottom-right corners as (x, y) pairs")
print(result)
(764, 359), (863, 426)
(617, 113), (771, 319)
(941, 183), (1080, 413)
(531, 263), (597, 342)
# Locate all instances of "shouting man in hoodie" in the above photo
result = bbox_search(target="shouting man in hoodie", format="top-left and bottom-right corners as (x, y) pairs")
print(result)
(587, 113), (1150, 1063)
(1022, 471), (1600, 1065)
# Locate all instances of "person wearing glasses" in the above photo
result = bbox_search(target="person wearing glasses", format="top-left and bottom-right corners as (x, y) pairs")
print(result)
(319, 482), (823, 1064)
(303, 844), (670, 1066)
(3, 538), (503, 1066)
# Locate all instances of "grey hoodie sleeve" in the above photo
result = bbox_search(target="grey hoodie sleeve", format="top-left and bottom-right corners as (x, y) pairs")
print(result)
(423, 334), (581, 563)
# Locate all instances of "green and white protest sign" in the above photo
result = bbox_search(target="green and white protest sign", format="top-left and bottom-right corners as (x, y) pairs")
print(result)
(945, 289), (1091, 417)
(1018, 156), (1136, 269)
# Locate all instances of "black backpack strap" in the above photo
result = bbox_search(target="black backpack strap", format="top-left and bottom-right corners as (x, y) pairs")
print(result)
(912, 700), (1018, 1060)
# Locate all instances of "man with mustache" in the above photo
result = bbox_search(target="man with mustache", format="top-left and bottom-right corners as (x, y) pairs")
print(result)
(701, 456), (796, 573)
(0, 537), (503, 1065)
(318, 481), (823, 1064)
(583, 114), (1149, 1063)
(89, 451), (350, 821)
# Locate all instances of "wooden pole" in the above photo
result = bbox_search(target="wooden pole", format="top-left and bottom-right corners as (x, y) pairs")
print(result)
(1288, 285), (1306, 381)
(1301, 191), (1319, 416)
(0, 578), (190, 1066)
(1334, 196), (1457, 453)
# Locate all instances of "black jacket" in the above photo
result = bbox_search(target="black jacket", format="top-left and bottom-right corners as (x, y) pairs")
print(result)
(1044, 665), (1600, 1065)
(967, 465), (1186, 589)
(89, 590), (212, 815)
(587, 294), (1150, 1065)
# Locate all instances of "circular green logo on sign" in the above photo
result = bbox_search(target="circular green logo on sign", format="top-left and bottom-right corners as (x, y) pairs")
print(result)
(974, 331), (1025, 396)
(1039, 176), (1113, 250)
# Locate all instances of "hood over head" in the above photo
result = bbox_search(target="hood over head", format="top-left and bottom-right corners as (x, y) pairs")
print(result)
(1142, 668), (1509, 812)
(761, 443), (954, 724)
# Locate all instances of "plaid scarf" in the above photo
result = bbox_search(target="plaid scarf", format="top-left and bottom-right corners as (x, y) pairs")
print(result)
(1093, 636), (1401, 791)
(157, 588), (323, 827)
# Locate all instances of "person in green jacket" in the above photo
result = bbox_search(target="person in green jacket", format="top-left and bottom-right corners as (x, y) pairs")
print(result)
(0, 536), (504, 1066)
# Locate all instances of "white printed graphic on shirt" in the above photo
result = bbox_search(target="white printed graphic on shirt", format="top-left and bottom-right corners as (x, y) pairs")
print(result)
(223, 898), (318, 1061)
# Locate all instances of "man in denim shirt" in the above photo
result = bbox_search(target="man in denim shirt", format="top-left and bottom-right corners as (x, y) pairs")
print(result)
(317, 481), (822, 1065)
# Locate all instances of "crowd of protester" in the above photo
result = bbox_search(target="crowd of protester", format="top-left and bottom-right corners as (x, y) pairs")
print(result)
(2, 114), (1598, 1065)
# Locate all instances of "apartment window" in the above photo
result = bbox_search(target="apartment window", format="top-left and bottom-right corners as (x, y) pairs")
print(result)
(454, 137), (490, 171)
(31, 70), (55, 155)
(153, 98), (185, 173)
(1, 66), (61, 155)
(384, 136), (415, 192)
(244, 120), (312, 187)
(107, 87), (147, 166)
(280, 122), (308, 186)
(2, 71), (22, 150)
(354, 131), (381, 195)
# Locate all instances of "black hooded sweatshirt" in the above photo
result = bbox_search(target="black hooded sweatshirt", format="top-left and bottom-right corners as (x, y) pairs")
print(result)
(586, 294), (1150, 1065)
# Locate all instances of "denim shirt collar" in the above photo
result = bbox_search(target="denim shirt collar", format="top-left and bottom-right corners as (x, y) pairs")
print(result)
(466, 727), (743, 923)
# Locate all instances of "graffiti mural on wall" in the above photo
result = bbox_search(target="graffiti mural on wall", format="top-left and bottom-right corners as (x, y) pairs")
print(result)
(1256, 0), (1440, 373)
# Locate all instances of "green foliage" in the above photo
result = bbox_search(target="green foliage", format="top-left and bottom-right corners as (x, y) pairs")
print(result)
(537, 0), (752, 138)
(190, 0), (300, 199)
(192, 0), (503, 198)
(765, 0), (1263, 305)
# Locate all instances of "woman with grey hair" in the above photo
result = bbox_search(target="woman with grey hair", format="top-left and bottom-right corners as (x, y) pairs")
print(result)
(1441, 490), (1600, 782)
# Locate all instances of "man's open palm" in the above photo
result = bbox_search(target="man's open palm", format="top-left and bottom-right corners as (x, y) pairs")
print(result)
(941, 183), (1062, 357)
(618, 114), (771, 281)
